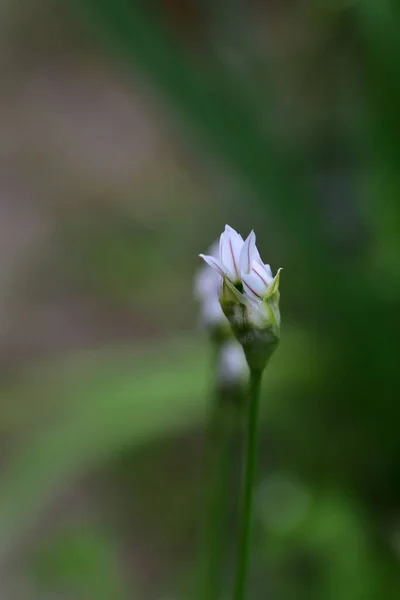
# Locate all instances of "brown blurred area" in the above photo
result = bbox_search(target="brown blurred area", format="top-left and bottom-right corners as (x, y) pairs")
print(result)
(1, 0), (207, 368)
(0, 0), (354, 365)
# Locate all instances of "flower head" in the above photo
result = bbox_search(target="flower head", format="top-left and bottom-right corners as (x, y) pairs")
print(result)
(200, 225), (252, 284)
(199, 225), (282, 371)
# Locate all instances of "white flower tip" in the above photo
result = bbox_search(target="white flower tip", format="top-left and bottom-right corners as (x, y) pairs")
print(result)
(198, 253), (208, 264)
(224, 224), (243, 242)
(199, 253), (225, 276)
(199, 253), (213, 265)
(246, 229), (256, 248)
(239, 229), (257, 274)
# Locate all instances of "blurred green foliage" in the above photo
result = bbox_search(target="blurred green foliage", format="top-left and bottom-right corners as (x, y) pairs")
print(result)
(32, 527), (130, 599)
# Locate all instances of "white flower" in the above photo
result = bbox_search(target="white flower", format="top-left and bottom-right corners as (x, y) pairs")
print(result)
(200, 224), (251, 284)
(242, 256), (274, 302)
(199, 225), (282, 372)
(217, 340), (249, 387)
(200, 224), (280, 306)
(194, 242), (226, 330)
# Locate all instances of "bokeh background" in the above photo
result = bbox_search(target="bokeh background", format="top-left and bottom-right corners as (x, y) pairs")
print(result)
(1, 0), (400, 598)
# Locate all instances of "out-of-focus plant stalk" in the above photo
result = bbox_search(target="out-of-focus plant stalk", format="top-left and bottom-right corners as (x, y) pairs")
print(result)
(199, 226), (281, 600)
(199, 343), (247, 600)
(202, 392), (237, 600)
(232, 368), (262, 600)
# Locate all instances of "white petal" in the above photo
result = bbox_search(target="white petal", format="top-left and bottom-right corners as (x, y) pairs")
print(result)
(218, 341), (248, 385)
(252, 244), (262, 264)
(263, 263), (273, 278)
(251, 260), (274, 288)
(242, 274), (267, 301)
(208, 241), (220, 259)
(224, 224), (243, 240)
(219, 226), (244, 280)
(200, 297), (225, 328)
(194, 264), (221, 300)
(239, 230), (256, 275)
(193, 267), (209, 299)
(195, 240), (222, 297)
(199, 254), (226, 277)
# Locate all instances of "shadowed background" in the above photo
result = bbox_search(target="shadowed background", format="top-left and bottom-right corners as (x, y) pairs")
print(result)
(1, 0), (400, 598)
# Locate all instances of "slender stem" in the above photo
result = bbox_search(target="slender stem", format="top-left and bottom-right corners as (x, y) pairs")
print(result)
(201, 398), (231, 600)
(233, 368), (263, 600)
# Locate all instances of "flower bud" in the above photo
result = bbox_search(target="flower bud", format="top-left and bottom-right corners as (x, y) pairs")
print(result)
(200, 226), (282, 372)
(221, 277), (280, 372)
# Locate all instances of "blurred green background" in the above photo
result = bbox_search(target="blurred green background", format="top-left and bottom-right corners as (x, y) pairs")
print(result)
(1, 0), (400, 598)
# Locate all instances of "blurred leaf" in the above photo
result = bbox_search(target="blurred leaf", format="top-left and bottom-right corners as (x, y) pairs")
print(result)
(66, 0), (338, 301)
(0, 328), (324, 560)
(33, 526), (130, 599)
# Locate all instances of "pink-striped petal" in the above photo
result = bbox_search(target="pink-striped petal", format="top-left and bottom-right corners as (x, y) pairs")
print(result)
(239, 230), (256, 275)
(242, 274), (266, 301)
(250, 260), (273, 288)
(263, 263), (273, 278)
(199, 254), (226, 277)
(219, 225), (244, 280)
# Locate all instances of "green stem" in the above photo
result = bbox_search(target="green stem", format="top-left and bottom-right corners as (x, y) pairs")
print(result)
(200, 371), (246, 600)
(201, 399), (231, 600)
(233, 369), (263, 600)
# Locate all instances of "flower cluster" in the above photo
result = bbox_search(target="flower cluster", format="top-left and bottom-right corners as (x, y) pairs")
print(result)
(200, 225), (281, 372)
